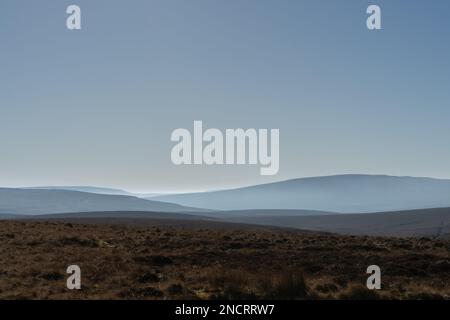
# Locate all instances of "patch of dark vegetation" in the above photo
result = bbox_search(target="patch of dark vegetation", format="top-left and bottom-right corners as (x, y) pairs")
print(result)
(137, 272), (160, 284)
(166, 283), (184, 295)
(34, 272), (64, 281)
(120, 287), (164, 299)
(133, 255), (174, 266)
(315, 283), (338, 294)
(406, 292), (445, 300)
(56, 236), (98, 248)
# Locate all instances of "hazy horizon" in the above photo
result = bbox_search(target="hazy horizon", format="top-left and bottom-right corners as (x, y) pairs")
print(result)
(3, 173), (450, 194)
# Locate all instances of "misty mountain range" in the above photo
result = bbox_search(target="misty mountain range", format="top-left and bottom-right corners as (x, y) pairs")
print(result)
(153, 174), (450, 213)
(2, 174), (450, 237)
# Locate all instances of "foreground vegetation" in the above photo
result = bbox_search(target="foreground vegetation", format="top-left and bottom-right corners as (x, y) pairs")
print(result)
(0, 219), (448, 299)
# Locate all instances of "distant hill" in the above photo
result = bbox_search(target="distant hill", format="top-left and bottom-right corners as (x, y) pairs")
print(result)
(199, 209), (336, 218)
(154, 174), (450, 213)
(0, 214), (20, 219)
(5, 207), (449, 238)
(222, 207), (450, 238)
(27, 211), (214, 221)
(24, 186), (166, 199)
(0, 188), (201, 215)
(24, 186), (135, 196)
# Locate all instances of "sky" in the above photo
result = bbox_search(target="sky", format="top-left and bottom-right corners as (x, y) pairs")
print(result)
(1, 0), (450, 192)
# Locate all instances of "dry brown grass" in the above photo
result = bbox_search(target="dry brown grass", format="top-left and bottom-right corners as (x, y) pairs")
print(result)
(0, 219), (449, 300)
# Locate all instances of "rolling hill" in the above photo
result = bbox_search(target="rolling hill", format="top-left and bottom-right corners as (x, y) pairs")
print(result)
(27, 210), (214, 221)
(153, 174), (450, 213)
(221, 207), (450, 238)
(0, 188), (201, 215)
(24, 186), (163, 198)
(24, 186), (135, 196)
(198, 209), (336, 218)
(2, 206), (449, 238)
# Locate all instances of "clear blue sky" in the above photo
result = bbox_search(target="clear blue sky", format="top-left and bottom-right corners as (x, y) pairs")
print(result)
(1, 0), (450, 192)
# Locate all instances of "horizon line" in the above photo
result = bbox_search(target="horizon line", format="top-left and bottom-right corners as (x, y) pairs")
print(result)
(3, 173), (450, 195)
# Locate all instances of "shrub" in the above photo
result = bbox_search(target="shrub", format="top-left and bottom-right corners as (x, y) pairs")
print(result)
(260, 269), (309, 299)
